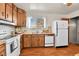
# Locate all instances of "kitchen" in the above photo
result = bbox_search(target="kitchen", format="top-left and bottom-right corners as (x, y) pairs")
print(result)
(0, 3), (79, 56)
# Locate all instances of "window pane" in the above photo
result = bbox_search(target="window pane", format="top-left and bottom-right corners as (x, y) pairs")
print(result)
(26, 16), (47, 29)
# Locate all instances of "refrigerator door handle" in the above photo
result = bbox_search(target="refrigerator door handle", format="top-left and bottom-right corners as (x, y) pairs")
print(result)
(56, 22), (58, 36)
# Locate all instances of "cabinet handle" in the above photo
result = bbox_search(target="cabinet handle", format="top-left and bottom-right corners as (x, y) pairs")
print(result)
(2, 12), (4, 16)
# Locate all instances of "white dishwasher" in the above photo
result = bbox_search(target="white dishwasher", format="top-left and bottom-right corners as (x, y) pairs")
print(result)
(45, 35), (54, 47)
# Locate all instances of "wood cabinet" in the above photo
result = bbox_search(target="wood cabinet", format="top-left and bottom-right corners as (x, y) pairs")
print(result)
(17, 10), (21, 26)
(0, 44), (6, 56)
(17, 8), (26, 26)
(12, 4), (17, 24)
(0, 3), (5, 19)
(22, 34), (45, 48)
(31, 35), (39, 47)
(23, 35), (31, 48)
(38, 35), (45, 47)
(22, 12), (26, 26)
(0, 3), (26, 26)
(31, 35), (45, 47)
(5, 3), (12, 22)
(20, 35), (23, 52)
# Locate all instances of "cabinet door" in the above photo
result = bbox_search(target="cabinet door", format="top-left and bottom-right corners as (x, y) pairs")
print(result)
(0, 51), (5, 56)
(0, 3), (5, 19)
(21, 12), (26, 26)
(22, 11), (26, 26)
(38, 35), (45, 47)
(20, 35), (23, 51)
(17, 8), (26, 26)
(6, 4), (12, 22)
(17, 8), (22, 26)
(12, 4), (17, 24)
(23, 35), (31, 48)
(20, 13), (23, 26)
(31, 35), (38, 47)
(0, 44), (6, 56)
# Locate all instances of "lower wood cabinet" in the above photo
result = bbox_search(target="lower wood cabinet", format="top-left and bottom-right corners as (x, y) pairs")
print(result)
(23, 35), (31, 48)
(0, 43), (6, 56)
(20, 35), (23, 51)
(23, 34), (45, 48)
(38, 35), (45, 47)
(31, 35), (39, 47)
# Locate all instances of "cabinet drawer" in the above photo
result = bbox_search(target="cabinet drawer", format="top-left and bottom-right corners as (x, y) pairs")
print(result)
(23, 35), (32, 38)
(39, 35), (44, 37)
(32, 35), (38, 37)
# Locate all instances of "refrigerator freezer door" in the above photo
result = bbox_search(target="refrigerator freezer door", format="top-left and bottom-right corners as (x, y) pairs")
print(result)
(52, 21), (68, 36)
(55, 29), (68, 47)
(52, 22), (57, 35)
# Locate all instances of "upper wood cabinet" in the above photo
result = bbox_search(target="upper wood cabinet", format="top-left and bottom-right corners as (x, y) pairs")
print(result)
(17, 8), (26, 26)
(0, 3), (5, 19)
(17, 9), (21, 26)
(5, 3), (12, 22)
(12, 4), (17, 24)
(0, 3), (26, 26)
(22, 11), (26, 26)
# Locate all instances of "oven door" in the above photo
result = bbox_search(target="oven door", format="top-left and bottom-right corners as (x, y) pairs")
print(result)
(13, 39), (18, 51)
(6, 38), (18, 56)
(10, 40), (18, 53)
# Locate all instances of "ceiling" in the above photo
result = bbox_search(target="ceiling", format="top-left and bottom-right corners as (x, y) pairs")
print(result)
(15, 3), (79, 14)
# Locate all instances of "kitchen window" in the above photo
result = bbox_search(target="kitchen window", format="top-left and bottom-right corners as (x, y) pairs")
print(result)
(26, 16), (47, 29)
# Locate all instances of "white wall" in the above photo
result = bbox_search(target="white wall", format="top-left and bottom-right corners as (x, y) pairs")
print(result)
(27, 11), (64, 27)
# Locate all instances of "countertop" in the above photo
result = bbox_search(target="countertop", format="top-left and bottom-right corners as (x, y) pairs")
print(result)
(0, 33), (22, 40)
(23, 32), (55, 35)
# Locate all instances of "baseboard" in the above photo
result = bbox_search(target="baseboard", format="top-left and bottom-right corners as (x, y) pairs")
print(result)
(55, 46), (68, 48)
